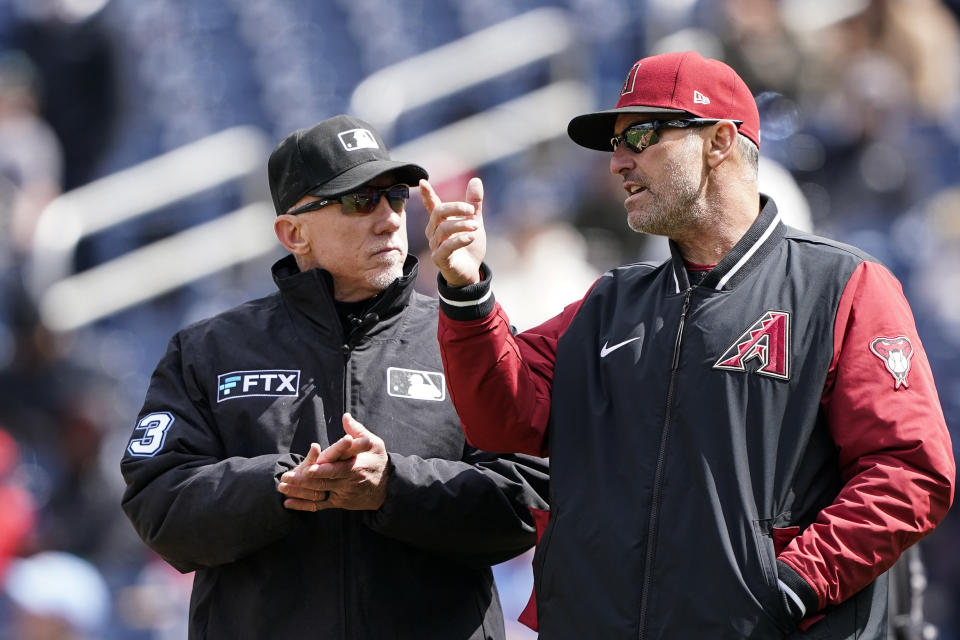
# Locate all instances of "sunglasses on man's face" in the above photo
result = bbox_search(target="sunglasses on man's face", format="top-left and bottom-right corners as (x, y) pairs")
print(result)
(610, 118), (744, 153)
(287, 184), (410, 215)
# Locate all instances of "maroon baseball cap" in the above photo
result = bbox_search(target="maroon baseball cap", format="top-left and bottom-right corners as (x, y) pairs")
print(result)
(567, 51), (760, 151)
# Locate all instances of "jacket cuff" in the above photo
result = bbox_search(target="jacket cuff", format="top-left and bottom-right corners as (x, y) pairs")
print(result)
(437, 263), (495, 321)
(273, 453), (300, 486)
(776, 559), (819, 622)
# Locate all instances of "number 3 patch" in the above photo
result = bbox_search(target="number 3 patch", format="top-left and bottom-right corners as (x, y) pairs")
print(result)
(127, 412), (174, 457)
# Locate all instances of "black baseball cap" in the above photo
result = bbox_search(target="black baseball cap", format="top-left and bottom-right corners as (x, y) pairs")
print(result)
(267, 114), (429, 215)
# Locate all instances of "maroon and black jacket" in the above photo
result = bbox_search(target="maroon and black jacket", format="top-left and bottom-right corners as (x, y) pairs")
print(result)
(436, 197), (954, 639)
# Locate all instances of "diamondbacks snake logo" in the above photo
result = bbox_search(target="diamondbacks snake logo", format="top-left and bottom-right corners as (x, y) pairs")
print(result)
(870, 336), (913, 389)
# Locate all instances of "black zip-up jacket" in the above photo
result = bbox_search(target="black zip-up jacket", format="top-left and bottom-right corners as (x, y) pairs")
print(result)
(436, 197), (954, 639)
(120, 255), (549, 640)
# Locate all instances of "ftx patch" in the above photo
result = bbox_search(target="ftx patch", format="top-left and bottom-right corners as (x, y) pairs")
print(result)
(217, 370), (300, 402)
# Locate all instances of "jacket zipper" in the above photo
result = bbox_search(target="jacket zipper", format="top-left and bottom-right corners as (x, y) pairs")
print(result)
(638, 289), (692, 640)
(340, 342), (351, 640)
(337, 313), (374, 640)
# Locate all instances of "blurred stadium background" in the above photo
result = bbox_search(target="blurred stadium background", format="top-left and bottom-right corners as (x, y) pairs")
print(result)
(0, 0), (958, 637)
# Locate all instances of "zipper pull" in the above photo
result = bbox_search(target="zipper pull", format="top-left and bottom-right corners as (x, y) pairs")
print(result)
(358, 312), (379, 331)
(671, 291), (692, 371)
(345, 312), (379, 349)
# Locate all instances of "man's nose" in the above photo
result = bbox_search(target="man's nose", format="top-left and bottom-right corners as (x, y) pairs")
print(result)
(372, 197), (403, 232)
(609, 144), (634, 175)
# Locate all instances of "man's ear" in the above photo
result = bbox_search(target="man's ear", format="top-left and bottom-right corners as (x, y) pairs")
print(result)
(705, 120), (738, 169)
(274, 215), (309, 256)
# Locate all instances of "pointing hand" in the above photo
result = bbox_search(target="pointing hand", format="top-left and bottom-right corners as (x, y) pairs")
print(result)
(421, 177), (486, 287)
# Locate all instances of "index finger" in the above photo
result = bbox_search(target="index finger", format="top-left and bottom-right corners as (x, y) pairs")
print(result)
(419, 179), (441, 215)
(280, 442), (323, 483)
(306, 458), (355, 480)
(304, 442), (322, 465)
(316, 436), (355, 465)
(338, 436), (372, 458)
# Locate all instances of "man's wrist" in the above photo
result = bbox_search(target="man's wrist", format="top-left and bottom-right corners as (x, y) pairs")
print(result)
(373, 453), (392, 510)
(776, 559), (819, 622)
(437, 263), (495, 320)
(439, 270), (482, 288)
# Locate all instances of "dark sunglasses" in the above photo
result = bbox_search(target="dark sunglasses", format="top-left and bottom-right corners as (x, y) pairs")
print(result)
(610, 118), (743, 153)
(287, 184), (410, 215)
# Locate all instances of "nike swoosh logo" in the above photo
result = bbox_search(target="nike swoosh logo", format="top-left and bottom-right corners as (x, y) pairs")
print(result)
(600, 336), (643, 358)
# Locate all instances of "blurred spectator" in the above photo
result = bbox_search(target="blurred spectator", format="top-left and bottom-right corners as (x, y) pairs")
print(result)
(2, 550), (110, 639)
(709, 0), (808, 97)
(0, 50), (62, 260)
(0, 280), (130, 568)
(0, 281), (75, 449)
(781, 0), (958, 227)
(7, 0), (118, 189)
(0, 427), (34, 578)
(486, 220), (600, 331)
(114, 555), (190, 640)
(479, 139), (604, 329)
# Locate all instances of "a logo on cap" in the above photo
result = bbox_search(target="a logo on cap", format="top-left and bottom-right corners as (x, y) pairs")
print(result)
(338, 129), (379, 152)
(620, 62), (641, 96)
(693, 91), (711, 105)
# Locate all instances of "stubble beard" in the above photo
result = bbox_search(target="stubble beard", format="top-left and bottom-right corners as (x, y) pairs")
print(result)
(368, 264), (403, 291)
(626, 140), (707, 237)
(366, 248), (407, 292)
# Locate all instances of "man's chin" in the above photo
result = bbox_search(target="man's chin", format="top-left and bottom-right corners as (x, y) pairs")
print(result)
(368, 267), (404, 291)
(628, 206), (678, 236)
(627, 211), (654, 234)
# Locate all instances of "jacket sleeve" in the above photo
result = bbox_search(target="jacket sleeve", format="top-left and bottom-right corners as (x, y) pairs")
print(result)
(120, 334), (303, 573)
(777, 261), (955, 613)
(363, 447), (549, 567)
(436, 264), (585, 457)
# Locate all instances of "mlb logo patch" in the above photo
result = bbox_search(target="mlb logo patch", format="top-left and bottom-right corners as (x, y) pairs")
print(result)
(338, 128), (379, 151)
(387, 367), (445, 401)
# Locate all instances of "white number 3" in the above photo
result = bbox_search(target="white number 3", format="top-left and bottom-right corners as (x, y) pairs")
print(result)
(127, 412), (174, 457)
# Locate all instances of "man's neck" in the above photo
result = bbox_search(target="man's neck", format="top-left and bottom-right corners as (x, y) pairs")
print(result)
(673, 191), (761, 265)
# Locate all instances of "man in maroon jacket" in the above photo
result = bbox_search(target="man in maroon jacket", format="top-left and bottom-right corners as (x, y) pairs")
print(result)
(422, 51), (954, 639)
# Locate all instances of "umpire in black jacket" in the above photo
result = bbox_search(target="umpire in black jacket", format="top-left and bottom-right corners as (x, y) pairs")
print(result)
(120, 115), (549, 640)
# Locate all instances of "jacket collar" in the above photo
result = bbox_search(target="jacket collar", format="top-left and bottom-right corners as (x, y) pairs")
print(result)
(271, 254), (420, 341)
(667, 195), (784, 293)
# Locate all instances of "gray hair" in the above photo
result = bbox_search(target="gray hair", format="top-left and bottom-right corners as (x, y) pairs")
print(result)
(738, 134), (759, 176)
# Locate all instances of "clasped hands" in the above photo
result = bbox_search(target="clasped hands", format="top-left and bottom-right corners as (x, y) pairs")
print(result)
(277, 413), (389, 512)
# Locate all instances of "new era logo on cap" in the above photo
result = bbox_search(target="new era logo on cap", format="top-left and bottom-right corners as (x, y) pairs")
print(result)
(338, 128), (380, 151)
(693, 90), (711, 104)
